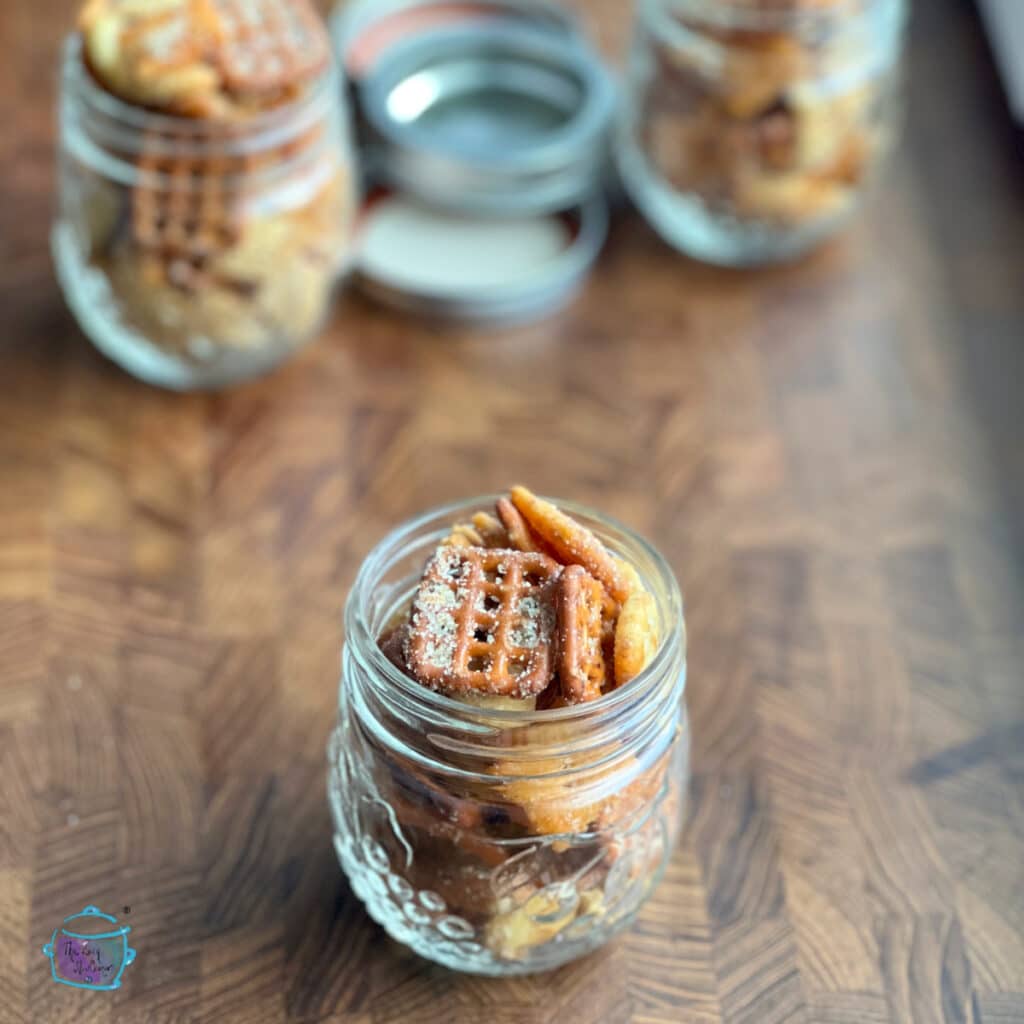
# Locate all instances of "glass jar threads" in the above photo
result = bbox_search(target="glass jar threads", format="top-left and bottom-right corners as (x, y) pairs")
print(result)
(618, 0), (909, 266)
(327, 496), (689, 975)
(53, 1), (357, 390)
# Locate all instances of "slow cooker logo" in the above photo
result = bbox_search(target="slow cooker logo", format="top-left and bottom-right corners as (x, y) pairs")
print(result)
(41, 905), (136, 991)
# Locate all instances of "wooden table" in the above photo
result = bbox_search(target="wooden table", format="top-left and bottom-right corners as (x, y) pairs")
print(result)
(2, 1), (1023, 1021)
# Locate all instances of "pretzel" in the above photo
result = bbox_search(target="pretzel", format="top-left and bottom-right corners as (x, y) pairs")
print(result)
(509, 487), (631, 604)
(441, 513), (509, 550)
(441, 523), (485, 548)
(495, 497), (544, 554)
(535, 680), (568, 711)
(405, 546), (562, 698)
(556, 566), (607, 704)
(131, 141), (246, 287)
(614, 589), (660, 687)
(213, 0), (330, 100)
(130, 113), (336, 289)
(471, 512), (510, 548)
(80, 0), (330, 118)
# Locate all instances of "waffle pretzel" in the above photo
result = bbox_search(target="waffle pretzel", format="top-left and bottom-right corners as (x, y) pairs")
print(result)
(213, 0), (329, 100)
(556, 566), (607, 704)
(509, 487), (631, 604)
(406, 547), (562, 698)
(132, 141), (246, 287)
(130, 114), (335, 290)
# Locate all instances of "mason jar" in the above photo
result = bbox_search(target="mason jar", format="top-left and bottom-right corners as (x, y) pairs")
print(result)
(53, 36), (358, 391)
(618, 0), (908, 266)
(327, 496), (688, 975)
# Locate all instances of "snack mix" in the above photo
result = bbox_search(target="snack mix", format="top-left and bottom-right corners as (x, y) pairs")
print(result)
(61, 0), (353, 383)
(635, 0), (899, 237)
(336, 488), (685, 969)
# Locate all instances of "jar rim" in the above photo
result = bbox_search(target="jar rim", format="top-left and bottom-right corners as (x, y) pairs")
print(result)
(343, 493), (687, 729)
(62, 34), (340, 150)
(649, 0), (905, 33)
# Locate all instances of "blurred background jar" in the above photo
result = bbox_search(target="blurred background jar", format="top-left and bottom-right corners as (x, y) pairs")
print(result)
(618, 0), (909, 266)
(53, 37), (358, 391)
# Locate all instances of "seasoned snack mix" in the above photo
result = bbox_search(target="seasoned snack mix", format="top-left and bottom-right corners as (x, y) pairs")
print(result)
(328, 489), (690, 974)
(400, 487), (660, 707)
(620, 0), (908, 264)
(54, 0), (356, 389)
(79, 0), (332, 118)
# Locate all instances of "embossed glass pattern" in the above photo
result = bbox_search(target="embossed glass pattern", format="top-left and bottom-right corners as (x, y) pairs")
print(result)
(327, 497), (688, 975)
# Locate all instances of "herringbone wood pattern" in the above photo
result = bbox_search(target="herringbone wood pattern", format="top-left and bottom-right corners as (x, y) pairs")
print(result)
(1, 0), (1022, 1021)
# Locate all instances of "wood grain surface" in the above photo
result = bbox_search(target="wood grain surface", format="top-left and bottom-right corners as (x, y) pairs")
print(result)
(2, 1), (1023, 1022)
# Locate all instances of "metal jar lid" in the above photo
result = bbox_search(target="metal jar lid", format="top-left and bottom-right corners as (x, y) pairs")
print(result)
(330, 0), (579, 81)
(360, 20), (617, 216)
(355, 193), (608, 325)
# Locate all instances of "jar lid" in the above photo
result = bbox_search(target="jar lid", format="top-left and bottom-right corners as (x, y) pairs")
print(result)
(360, 20), (616, 215)
(330, 0), (579, 82)
(355, 192), (608, 325)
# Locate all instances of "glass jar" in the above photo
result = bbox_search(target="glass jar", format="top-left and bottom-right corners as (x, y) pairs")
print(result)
(618, 0), (908, 266)
(327, 496), (688, 975)
(53, 37), (358, 391)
